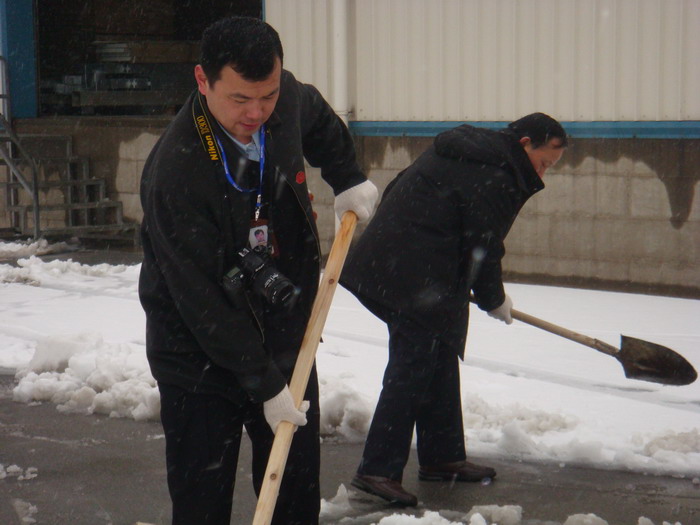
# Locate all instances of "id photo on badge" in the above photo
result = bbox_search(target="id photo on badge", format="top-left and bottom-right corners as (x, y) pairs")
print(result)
(249, 225), (268, 248)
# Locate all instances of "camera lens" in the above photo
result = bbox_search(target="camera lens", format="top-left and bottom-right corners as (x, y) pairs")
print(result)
(235, 246), (299, 311)
(252, 268), (300, 310)
(266, 275), (300, 309)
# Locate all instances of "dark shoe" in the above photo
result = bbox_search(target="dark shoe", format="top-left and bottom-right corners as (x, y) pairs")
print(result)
(351, 474), (418, 507)
(419, 460), (496, 482)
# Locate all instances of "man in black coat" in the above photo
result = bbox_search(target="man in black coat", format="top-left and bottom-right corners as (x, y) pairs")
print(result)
(139, 17), (377, 525)
(340, 113), (567, 506)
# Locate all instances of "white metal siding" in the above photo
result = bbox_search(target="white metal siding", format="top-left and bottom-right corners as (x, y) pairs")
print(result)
(266, 0), (700, 122)
(266, 0), (332, 96)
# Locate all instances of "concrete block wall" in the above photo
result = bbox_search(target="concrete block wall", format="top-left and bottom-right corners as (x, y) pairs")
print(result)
(352, 136), (700, 297)
(112, 130), (163, 221)
(514, 138), (699, 293)
(305, 136), (433, 254)
(7, 118), (698, 297)
(14, 117), (169, 225)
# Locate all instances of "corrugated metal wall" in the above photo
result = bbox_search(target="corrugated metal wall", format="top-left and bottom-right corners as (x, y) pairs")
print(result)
(266, 0), (699, 122)
(265, 0), (333, 97)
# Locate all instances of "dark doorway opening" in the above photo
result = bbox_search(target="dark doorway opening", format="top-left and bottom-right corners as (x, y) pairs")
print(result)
(36, 0), (262, 116)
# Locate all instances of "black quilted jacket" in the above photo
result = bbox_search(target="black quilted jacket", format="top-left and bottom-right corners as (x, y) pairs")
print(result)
(139, 70), (365, 403)
(340, 125), (543, 355)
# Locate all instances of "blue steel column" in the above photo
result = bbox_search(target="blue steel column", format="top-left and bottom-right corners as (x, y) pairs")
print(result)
(0, 0), (38, 118)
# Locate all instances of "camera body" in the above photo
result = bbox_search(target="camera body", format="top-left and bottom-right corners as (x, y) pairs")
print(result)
(223, 245), (299, 311)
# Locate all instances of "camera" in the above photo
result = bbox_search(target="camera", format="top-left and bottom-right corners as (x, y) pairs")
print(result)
(223, 245), (299, 311)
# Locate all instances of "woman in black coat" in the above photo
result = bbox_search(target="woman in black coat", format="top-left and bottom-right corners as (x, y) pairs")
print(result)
(340, 113), (567, 506)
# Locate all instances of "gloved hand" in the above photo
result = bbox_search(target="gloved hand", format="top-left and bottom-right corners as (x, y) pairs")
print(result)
(263, 385), (309, 434)
(487, 294), (513, 325)
(334, 180), (378, 222)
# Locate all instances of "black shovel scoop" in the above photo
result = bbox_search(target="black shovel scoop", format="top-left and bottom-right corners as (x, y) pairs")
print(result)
(511, 308), (696, 386)
(474, 296), (697, 386)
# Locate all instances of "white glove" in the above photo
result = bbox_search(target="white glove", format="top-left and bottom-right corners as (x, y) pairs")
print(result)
(334, 180), (378, 222)
(263, 385), (309, 434)
(487, 294), (513, 325)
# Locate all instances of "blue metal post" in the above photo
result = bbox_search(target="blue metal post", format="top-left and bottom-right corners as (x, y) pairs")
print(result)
(0, 0), (38, 118)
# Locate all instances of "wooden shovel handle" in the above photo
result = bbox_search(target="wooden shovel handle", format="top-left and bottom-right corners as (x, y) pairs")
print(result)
(469, 293), (620, 358)
(511, 308), (619, 357)
(252, 211), (358, 525)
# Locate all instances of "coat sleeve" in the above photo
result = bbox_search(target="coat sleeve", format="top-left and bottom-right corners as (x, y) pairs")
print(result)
(296, 81), (367, 194)
(470, 239), (506, 312)
(142, 171), (287, 403)
(456, 170), (513, 312)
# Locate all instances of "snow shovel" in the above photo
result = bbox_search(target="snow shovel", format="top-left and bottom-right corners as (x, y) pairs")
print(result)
(252, 211), (358, 525)
(474, 296), (697, 386)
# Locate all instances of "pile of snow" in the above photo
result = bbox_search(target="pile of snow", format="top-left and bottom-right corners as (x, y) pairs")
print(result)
(1, 247), (699, 523)
(320, 485), (525, 525)
(1, 253), (699, 479)
(320, 485), (679, 525)
(0, 463), (38, 481)
(13, 332), (158, 421)
(0, 238), (73, 260)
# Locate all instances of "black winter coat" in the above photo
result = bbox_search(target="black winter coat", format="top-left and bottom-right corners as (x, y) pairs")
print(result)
(340, 125), (544, 355)
(139, 70), (366, 404)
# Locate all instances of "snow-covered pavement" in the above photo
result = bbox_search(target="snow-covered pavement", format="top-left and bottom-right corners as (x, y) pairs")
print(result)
(1, 240), (699, 524)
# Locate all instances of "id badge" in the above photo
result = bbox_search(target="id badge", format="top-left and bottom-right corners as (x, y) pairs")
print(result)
(249, 219), (279, 257)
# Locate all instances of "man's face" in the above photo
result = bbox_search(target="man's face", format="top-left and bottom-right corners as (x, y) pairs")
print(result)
(520, 137), (565, 178)
(195, 58), (281, 144)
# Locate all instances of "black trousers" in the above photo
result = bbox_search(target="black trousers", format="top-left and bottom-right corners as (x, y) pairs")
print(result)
(357, 315), (467, 481)
(159, 367), (320, 525)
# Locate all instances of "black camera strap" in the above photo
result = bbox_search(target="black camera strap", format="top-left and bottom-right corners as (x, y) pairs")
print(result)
(192, 92), (279, 255)
(192, 91), (224, 164)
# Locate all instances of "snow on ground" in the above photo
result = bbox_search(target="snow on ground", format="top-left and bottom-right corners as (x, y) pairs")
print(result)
(0, 238), (74, 260)
(1, 240), (698, 524)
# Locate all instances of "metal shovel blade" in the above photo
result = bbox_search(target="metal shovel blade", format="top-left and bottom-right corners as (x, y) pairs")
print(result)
(618, 335), (698, 386)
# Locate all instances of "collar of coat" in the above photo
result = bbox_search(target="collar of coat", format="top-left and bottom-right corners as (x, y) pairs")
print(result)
(190, 84), (285, 167)
(433, 124), (544, 196)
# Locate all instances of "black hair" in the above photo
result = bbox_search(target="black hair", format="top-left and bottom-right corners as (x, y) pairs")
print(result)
(507, 112), (568, 148)
(200, 16), (283, 84)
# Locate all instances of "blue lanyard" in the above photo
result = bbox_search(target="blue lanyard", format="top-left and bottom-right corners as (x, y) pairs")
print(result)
(216, 125), (266, 220)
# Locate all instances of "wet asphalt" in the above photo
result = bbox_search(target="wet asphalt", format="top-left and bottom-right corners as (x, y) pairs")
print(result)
(1, 247), (699, 524)
(1, 373), (699, 525)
